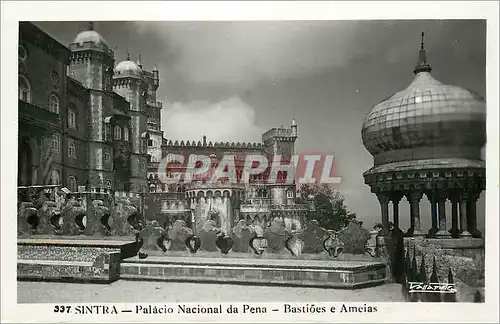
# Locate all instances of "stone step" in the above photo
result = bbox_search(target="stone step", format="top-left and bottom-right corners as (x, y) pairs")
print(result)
(120, 257), (387, 289)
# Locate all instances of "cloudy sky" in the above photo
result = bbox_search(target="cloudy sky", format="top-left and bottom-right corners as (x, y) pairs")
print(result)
(34, 20), (486, 230)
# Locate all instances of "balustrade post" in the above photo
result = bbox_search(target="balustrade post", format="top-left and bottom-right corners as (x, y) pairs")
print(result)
(408, 191), (424, 236)
(459, 192), (472, 238)
(391, 193), (403, 230)
(449, 193), (460, 237)
(467, 191), (481, 238)
(435, 193), (450, 237)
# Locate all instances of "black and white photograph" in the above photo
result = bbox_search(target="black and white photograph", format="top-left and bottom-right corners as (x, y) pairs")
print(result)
(1, 1), (499, 323)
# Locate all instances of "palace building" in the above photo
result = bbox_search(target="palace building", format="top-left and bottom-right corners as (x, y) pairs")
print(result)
(17, 22), (308, 234)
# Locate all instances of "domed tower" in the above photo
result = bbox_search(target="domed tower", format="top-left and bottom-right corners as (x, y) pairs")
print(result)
(113, 53), (149, 192)
(68, 22), (116, 189)
(362, 33), (485, 240)
(68, 22), (114, 91)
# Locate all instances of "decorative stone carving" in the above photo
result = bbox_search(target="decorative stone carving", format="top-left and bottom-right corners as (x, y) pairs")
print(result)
(93, 199), (110, 236)
(185, 235), (201, 253)
(169, 219), (194, 251)
(263, 218), (291, 253)
(230, 220), (254, 253)
(216, 233), (234, 254)
(337, 221), (371, 254)
(249, 236), (268, 255)
(323, 231), (345, 258)
(299, 219), (329, 254)
(113, 198), (139, 236)
(285, 235), (305, 256)
(199, 219), (221, 252)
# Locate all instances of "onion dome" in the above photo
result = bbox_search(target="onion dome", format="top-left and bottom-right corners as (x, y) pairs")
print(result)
(114, 53), (143, 77)
(361, 32), (486, 166)
(74, 22), (107, 46)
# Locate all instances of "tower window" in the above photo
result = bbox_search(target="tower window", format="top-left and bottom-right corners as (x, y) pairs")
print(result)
(68, 139), (76, 158)
(287, 190), (294, 199)
(114, 126), (121, 140)
(51, 134), (60, 153)
(67, 106), (77, 129)
(67, 176), (77, 192)
(123, 127), (129, 141)
(48, 94), (59, 114)
(18, 75), (31, 102)
(104, 148), (111, 163)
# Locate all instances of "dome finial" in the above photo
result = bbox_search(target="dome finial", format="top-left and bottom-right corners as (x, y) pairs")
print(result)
(87, 22), (94, 31)
(414, 31), (432, 74)
(126, 50), (130, 61)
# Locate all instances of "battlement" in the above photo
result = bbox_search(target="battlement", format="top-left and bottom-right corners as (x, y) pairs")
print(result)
(68, 41), (114, 58)
(163, 139), (264, 149)
(147, 101), (163, 109)
(262, 127), (295, 142)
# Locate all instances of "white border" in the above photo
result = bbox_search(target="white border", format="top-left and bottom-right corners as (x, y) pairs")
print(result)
(1, 1), (499, 323)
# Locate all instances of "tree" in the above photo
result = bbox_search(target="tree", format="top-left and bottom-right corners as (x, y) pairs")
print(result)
(297, 183), (356, 230)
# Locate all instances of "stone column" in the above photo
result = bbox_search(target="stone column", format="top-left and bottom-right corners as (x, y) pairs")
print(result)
(459, 192), (472, 238)
(467, 192), (481, 238)
(427, 192), (438, 237)
(435, 193), (450, 237)
(408, 191), (424, 236)
(391, 193), (402, 230)
(449, 193), (460, 237)
(376, 193), (390, 235)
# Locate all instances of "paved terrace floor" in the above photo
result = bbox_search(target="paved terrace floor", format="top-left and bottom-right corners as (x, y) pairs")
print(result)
(18, 281), (405, 303)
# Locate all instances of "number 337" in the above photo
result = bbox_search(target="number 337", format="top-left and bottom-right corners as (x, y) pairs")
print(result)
(54, 305), (71, 313)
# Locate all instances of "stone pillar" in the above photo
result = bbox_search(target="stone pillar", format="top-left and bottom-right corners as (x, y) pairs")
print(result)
(376, 193), (390, 235)
(459, 192), (472, 238)
(450, 193), (460, 237)
(427, 192), (438, 237)
(391, 193), (402, 230)
(408, 191), (424, 236)
(467, 192), (481, 238)
(435, 193), (450, 237)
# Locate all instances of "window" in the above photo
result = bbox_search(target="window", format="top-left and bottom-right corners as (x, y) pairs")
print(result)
(48, 94), (59, 114)
(51, 71), (59, 84)
(114, 126), (121, 140)
(105, 123), (111, 141)
(68, 139), (76, 158)
(19, 45), (27, 61)
(287, 190), (294, 199)
(123, 127), (129, 141)
(18, 75), (31, 102)
(50, 169), (60, 185)
(67, 107), (76, 129)
(104, 148), (111, 163)
(51, 134), (60, 153)
(67, 176), (77, 192)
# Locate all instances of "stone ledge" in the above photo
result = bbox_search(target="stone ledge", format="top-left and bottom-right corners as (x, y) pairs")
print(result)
(120, 260), (387, 289)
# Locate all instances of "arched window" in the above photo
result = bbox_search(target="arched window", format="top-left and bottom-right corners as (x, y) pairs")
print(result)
(123, 127), (129, 141)
(68, 139), (76, 158)
(287, 190), (294, 199)
(51, 134), (60, 153)
(50, 169), (60, 185)
(48, 94), (59, 114)
(67, 105), (77, 129)
(18, 75), (31, 102)
(114, 126), (121, 140)
(67, 176), (77, 192)
(104, 148), (111, 163)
